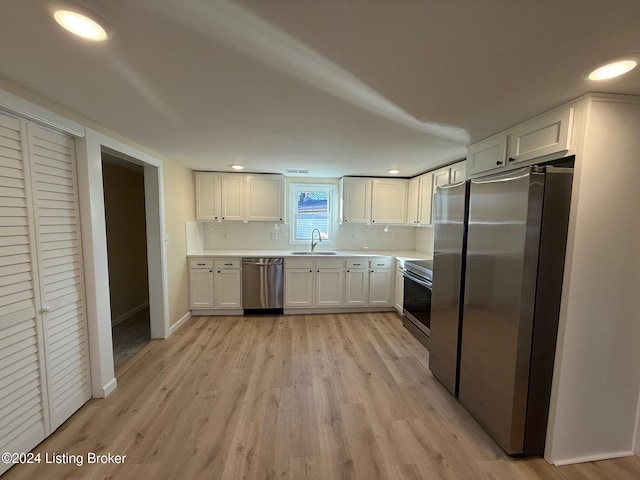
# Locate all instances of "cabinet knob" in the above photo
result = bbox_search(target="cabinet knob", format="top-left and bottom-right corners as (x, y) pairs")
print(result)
(496, 160), (503, 166)
(344, 219), (348, 222)
(209, 270), (213, 273)
(214, 216), (218, 220)
(347, 270), (350, 272)
(217, 270), (221, 273)
(222, 217), (225, 220)
(372, 219), (375, 223)
(508, 157), (515, 163)
(309, 270), (313, 272)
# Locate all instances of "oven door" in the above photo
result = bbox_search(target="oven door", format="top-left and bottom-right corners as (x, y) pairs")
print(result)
(403, 270), (432, 340)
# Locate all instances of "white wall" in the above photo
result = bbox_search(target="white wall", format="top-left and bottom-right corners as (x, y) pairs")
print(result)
(545, 96), (640, 464)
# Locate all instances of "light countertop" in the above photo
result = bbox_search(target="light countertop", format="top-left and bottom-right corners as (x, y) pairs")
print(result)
(188, 250), (432, 263)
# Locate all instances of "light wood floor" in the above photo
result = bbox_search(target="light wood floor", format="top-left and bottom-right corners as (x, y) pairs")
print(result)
(4, 313), (640, 480)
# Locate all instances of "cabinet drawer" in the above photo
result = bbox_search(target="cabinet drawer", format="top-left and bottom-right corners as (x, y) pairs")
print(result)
(189, 259), (213, 269)
(370, 258), (393, 269)
(286, 258), (314, 269)
(347, 259), (368, 269)
(214, 258), (240, 269)
(316, 258), (345, 269)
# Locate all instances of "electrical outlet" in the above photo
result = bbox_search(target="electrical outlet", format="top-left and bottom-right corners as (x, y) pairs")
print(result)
(163, 234), (170, 246)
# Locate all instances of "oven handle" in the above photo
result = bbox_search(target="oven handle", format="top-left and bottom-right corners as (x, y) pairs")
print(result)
(403, 270), (432, 289)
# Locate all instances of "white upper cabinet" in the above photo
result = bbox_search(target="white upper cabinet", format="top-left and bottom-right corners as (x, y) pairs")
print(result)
(406, 177), (420, 225)
(467, 105), (575, 177)
(450, 161), (467, 183)
(244, 174), (284, 222)
(432, 166), (451, 192)
(371, 178), (407, 224)
(220, 174), (245, 221)
(467, 132), (509, 176)
(418, 173), (434, 225)
(195, 173), (221, 221)
(340, 177), (372, 224)
(340, 177), (408, 225)
(195, 172), (284, 223)
(508, 106), (574, 164)
(406, 171), (435, 226)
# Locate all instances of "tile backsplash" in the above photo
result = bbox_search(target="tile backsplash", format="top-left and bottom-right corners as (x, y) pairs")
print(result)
(197, 221), (427, 252)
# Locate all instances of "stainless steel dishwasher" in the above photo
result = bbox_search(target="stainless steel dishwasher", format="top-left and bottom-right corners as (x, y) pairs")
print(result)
(241, 257), (284, 314)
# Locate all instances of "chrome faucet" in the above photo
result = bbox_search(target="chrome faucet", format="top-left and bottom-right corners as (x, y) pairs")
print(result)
(310, 228), (322, 252)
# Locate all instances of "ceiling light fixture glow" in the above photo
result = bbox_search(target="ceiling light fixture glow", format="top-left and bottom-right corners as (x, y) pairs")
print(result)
(587, 59), (637, 81)
(230, 164), (244, 170)
(53, 9), (110, 41)
(388, 169), (400, 174)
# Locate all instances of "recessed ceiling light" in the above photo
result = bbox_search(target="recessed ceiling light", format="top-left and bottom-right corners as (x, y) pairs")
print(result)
(587, 59), (637, 81)
(388, 169), (400, 175)
(53, 9), (110, 41)
(230, 164), (244, 170)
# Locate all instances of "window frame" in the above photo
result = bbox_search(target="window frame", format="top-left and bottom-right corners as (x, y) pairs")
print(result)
(288, 183), (337, 245)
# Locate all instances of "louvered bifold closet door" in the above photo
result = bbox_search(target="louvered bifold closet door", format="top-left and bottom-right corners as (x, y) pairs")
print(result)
(26, 123), (90, 431)
(0, 113), (48, 475)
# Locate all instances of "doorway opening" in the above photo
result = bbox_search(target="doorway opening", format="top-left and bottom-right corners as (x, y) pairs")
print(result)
(101, 152), (150, 370)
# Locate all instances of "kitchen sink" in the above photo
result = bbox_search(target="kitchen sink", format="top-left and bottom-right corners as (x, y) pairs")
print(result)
(291, 251), (339, 255)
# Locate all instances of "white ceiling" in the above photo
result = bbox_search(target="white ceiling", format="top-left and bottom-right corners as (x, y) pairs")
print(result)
(1, 0), (639, 178)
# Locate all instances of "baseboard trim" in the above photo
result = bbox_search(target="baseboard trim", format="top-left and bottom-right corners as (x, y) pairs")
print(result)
(102, 377), (117, 398)
(190, 309), (243, 316)
(169, 311), (192, 336)
(550, 450), (635, 466)
(284, 307), (395, 315)
(111, 301), (149, 326)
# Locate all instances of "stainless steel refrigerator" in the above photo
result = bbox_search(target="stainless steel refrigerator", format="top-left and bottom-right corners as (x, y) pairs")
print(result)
(429, 180), (469, 397)
(462, 165), (572, 456)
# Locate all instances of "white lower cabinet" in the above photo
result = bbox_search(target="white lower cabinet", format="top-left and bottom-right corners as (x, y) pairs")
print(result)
(189, 264), (215, 308)
(284, 266), (315, 308)
(189, 258), (241, 310)
(315, 269), (344, 306)
(345, 262), (369, 306)
(214, 260), (241, 308)
(369, 267), (393, 306)
(394, 262), (404, 314)
(285, 258), (345, 308)
(284, 257), (395, 310)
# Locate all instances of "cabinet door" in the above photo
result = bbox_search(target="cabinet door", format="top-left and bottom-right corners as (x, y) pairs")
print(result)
(418, 172), (434, 225)
(245, 175), (284, 222)
(450, 161), (467, 183)
(316, 269), (344, 306)
(195, 172), (220, 221)
(341, 177), (371, 224)
(189, 269), (215, 308)
(284, 269), (314, 308)
(432, 167), (451, 192)
(394, 267), (404, 314)
(345, 269), (369, 306)
(508, 107), (574, 164)
(215, 269), (241, 308)
(406, 177), (420, 225)
(466, 132), (509, 176)
(371, 179), (407, 224)
(369, 269), (392, 306)
(220, 174), (244, 221)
